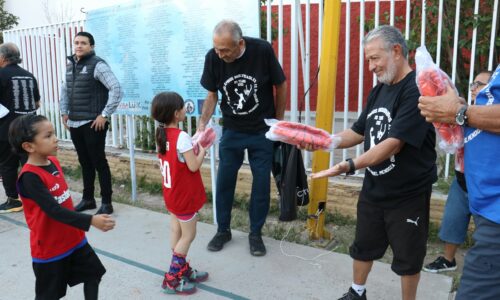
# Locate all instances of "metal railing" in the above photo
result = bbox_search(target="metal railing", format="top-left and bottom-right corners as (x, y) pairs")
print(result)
(3, 0), (499, 181)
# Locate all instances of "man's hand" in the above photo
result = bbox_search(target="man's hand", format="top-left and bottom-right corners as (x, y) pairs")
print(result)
(91, 214), (115, 232)
(310, 161), (350, 179)
(91, 115), (108, 131)
(297, 142), (323, 152)
(62, 114), (69, 130)
(197, 122), (206, 133)
(418, 84), (463, 124)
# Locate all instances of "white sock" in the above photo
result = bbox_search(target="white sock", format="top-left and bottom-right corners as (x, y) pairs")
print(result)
(351, 283), (366, 296)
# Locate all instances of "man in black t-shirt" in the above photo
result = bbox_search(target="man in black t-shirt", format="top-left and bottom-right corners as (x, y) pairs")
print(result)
(309, 26), (437, 300)
(199, 20), (287, 257)
(0, 43), (40, 213)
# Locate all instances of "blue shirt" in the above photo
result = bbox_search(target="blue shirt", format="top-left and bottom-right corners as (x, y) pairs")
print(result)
(464, 64), (500, 224)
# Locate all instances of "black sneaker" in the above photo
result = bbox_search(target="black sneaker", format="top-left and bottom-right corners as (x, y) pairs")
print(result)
(249, 233), (266, 256)
(74, 199), (97, 212)
(207, 231), (232, 251)
(95, 204), (113, 215)
(338, 287), (367, 300)
(423, 256), (457, 273)
(0, 197), (23, 213)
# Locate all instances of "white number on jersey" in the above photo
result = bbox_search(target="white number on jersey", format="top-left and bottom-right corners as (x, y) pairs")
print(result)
(159, 158), (171, 188)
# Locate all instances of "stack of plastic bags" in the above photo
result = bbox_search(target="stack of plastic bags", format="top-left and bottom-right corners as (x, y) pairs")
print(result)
(415, 46), (464, 155)
(264, 119), (341, 151)
(192, 120), (222, 155)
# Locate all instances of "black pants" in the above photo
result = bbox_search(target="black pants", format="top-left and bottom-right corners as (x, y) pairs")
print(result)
(0, 141), (26, 199)
(33, 243), (106, 300)
(70, 122), (112, 204)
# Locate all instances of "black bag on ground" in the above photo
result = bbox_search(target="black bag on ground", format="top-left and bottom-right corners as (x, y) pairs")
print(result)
(272, 142), (310, 221)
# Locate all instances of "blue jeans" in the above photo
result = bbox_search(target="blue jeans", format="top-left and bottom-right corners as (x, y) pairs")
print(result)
(456, 215), (500, 300)
(215, 129), (273, 234)
(438, 178), (471, 244)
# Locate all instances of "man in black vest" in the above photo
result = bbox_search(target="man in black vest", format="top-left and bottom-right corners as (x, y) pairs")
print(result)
(60, 32), (122, 215)
(0, 43), (40, 213)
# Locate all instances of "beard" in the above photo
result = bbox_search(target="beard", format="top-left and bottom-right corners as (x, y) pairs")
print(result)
(377, 57), (397, 85)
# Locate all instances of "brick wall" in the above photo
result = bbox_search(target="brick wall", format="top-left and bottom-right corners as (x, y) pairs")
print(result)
(57, 144), (447, 224)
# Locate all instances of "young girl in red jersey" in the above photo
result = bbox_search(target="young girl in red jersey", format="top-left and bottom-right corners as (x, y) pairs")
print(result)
(8, 115), (115, 300)
(151, 92), (208, 295)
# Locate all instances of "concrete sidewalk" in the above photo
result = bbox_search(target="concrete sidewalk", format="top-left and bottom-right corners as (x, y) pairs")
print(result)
(0, 194), (453, 300)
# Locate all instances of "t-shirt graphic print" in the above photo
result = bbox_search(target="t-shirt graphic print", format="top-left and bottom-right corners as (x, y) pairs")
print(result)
(223, 74), (259, 115)
(366, 106), (395, 176)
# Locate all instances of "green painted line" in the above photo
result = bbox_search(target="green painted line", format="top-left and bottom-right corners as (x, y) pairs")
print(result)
(0, 214), (249, 300)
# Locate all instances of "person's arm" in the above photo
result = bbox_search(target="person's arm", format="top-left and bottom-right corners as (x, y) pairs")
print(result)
(274, 81), (287, 120)
(177, 131), (206, 172)
(466, 105), (500, 134)
(198, 91), (218, 132)
(335, 129), (364, 148)
(18, 172), (92, 231)
(182, 146), (206, 172)
(19, 172), (115, 232)
(311, 137), (404, 178)
(418, 84), (500, 134)
(92, 61), (123, 130)
(299, 128), (363, 151)
(59, 83), (70, 129)
(34, 78), (41, 109)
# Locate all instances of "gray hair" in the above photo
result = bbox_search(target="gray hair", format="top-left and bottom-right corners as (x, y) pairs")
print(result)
(213, 20), (243, 43)
(0, 43), (22, 64)
(363, 25), (408, 58)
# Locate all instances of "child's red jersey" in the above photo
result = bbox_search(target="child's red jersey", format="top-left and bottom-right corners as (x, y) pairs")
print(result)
(158, 128), (206, 215)
(18, 156), (85, 260)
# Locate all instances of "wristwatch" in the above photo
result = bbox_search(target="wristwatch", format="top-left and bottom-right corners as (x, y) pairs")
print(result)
(455, 105), (468, 126)
(345, 158), (356, 176)
(101, 113), (108, 119)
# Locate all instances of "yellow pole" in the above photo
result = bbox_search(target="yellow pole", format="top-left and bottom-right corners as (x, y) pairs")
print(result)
(307, 0), (342, 239)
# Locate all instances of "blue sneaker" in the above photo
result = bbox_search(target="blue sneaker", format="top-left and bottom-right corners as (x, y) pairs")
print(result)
(162, 272), (196, 295)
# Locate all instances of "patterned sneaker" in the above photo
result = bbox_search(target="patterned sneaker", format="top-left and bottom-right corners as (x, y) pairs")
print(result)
(181, 262), (209, 283)
(338, 287), (367, 300)
(0, 197), (23, 214)
(162, 272), (196, 295)
(423, 256), (457, 273)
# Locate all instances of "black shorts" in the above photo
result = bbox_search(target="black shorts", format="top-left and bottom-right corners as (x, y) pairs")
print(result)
(32, 243), (106, 299)
(349, 190), (431, 275)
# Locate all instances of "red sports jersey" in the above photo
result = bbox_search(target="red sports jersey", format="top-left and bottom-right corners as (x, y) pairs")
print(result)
(18, 157), (85, 260)
(158, 128), (206, 215)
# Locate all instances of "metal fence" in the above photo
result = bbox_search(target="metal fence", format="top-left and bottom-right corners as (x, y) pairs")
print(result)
(3, 0), (499, 181)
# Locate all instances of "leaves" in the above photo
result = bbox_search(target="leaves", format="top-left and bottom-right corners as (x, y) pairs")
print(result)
(407, 0), (499, 95)
(0, 0), (19, 43)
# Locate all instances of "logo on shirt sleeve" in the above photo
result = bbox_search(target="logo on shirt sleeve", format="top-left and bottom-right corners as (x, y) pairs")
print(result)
(54, 189), (71, 204)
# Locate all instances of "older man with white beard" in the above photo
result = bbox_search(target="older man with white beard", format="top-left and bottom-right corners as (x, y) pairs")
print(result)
(304, 26), (437, 300)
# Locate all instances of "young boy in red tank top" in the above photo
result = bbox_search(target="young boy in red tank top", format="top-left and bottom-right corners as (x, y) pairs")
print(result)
(8, 115), (115, 300)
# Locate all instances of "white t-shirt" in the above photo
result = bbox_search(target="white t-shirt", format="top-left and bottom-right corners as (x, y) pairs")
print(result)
(176, 131), (193, 162)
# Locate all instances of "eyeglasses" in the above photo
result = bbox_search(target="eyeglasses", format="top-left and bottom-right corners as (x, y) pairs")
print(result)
(469, 81), (487, 90)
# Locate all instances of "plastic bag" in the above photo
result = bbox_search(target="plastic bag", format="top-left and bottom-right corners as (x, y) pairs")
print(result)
(264, 119), (341, 151)
(192, 120), (222, 155)
(415, 46), (464, 154)
(271, 142), (309, 221)
(455, 147), (464, 173)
